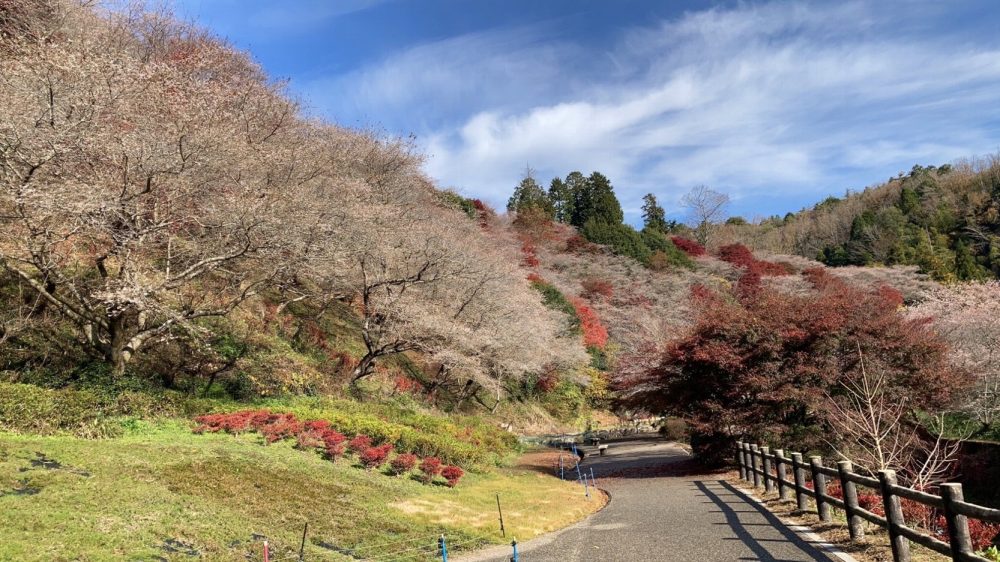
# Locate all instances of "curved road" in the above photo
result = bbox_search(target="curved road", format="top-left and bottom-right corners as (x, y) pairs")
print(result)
(459, 438), (843, 562)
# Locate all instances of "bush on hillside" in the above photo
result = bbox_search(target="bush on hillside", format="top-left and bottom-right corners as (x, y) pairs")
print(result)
(360, 444), (394, 469)
(419, 457), (443, 483)
(670, 237), (706, 257)
(389, 453), (418, 475)
(348, 435), (373, 455)
(441, 465), (465, 487)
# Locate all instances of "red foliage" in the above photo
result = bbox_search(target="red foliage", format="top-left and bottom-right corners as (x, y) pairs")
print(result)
(322, 430), (347, 459)
(419, 456), (443, 483)
(359, 443), (394, 469)
(348, 435), (373, 455)
(394, 375), (422, 395)
(620, 265), (966, 463)
(527, 272), (545, 284)
(471, 199), (494, 229)
(535, 372), (560, 393)
(569, 297), (608, 349)
(581, 278), (614, 300)
(717, 243), (757, 268)
(441, 465), (465, 487)
(717, 243), (789, 278)
(670, 236), (706, 257)
(966, 518), (1000, 551)
(389, 453), (419, 475)
(565, 234), (598, 254)
(520, 238), (540, 268)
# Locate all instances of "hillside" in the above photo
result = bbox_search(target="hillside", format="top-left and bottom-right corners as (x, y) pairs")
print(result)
(719, 157), (1000, 283)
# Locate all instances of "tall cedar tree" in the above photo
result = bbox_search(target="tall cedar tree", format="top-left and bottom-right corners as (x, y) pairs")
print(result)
(548, 177), (573, 223)
(618, 266), (967, 464)
(642, 194), (668, 232)
(507, 173), (553, 216)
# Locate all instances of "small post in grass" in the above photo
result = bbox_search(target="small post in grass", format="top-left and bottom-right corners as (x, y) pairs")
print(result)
(791, 452), (808, 511)
(810, 456), (831, 522)
(496, 493), (506, 538)
(263, 540), (270, 562)
(510, 539), (519, 562)
(299, 522), (308, 561)
(559, 454), (564, 480)
(590, 467), (596, 486)
(439, 534), (448, 562)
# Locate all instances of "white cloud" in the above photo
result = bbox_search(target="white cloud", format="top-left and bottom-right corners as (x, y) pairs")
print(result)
(302, 1), (1000, 220)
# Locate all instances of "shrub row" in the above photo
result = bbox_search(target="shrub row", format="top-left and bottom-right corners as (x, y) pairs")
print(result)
(193, 410), (466, 486)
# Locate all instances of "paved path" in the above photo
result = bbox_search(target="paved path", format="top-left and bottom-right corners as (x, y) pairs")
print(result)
(458, 438), (842, 562)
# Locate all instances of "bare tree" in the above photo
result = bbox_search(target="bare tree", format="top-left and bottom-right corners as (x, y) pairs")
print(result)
(681, 185), (729, 246)
(825, 346), (965, 487)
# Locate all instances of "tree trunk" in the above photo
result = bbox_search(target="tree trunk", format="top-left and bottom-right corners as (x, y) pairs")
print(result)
(106, 314), (128, 377)
(351, 353), (378, 383)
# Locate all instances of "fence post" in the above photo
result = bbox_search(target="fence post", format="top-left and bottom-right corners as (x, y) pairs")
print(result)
(741, 443), (752, 482)
(750, 445), (761, 488)
(940, 483), (973, 562)
(810, 456), (832, 522)
(510, 539), (519, 562)
(737, 441), (747, 480)
(837, 460), (864, 541)
(761, 446), (774, 493)
(439, 535), (448, 562)
(774, 449), (789, 500)
(878, 470), (910, 562)
(791, 452), (808, 511)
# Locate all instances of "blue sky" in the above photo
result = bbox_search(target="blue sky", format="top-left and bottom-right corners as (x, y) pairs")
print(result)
(173, 0), (1000, 224)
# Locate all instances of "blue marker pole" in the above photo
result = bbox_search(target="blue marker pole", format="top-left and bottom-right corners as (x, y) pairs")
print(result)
(559, 454), (564, 480)
(439, 534), (448, 562)
(511, 539), (519, 562)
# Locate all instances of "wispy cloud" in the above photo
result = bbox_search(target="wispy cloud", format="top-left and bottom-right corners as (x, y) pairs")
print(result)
(298, 1), (1000, 221)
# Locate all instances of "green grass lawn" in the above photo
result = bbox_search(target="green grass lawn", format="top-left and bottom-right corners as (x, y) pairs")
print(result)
(0, 421), (601, 561)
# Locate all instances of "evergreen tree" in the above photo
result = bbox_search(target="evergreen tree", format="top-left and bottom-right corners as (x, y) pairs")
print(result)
(566, 171), (591, 228)
(641, 193), (668, 232)
(507, 172), (554, 217)
(548, 177), (573, 223)
(586, 172), (624, 225)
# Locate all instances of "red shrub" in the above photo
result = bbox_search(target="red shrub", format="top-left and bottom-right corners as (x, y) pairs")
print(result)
(257, 414), (302, 444)
(569, 297), (608, 349)
(967, 518), (1000, 551)
(389, 453), (418, 475)
(565, 234), (598, 254)
(520, 239), (540, 268)
(527, 272), (545, 284)
(581, 278), (614, 300)
(394, 375), (422, 394)
(670, 236), (706, 256)
(717, 243), (757, 269)
(348, 435), (373, 455)
(441, 465), (465, 487)
(419, 457), (443, 483)
(321, 430), (347, 459)
(535, 372), (559, 393)
(359, 444), (394, 469)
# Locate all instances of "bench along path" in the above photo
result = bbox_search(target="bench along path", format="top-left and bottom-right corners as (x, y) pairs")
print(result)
(457, 438), (843, 562)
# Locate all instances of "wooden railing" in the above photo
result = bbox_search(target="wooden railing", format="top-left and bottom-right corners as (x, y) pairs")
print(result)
(737, 441), (1000, 562)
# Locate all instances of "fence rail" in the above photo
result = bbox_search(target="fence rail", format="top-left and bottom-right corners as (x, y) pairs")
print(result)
(736, 441), (1000, 562)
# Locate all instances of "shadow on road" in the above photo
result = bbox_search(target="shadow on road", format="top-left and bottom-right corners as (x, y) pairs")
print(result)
(693, 480), (835, 562)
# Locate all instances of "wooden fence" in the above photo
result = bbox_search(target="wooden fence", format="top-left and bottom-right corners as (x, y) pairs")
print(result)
(736, 441), (1000, 562)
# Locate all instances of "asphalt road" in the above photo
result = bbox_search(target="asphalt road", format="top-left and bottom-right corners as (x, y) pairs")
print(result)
(457, 438), (841, 562)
